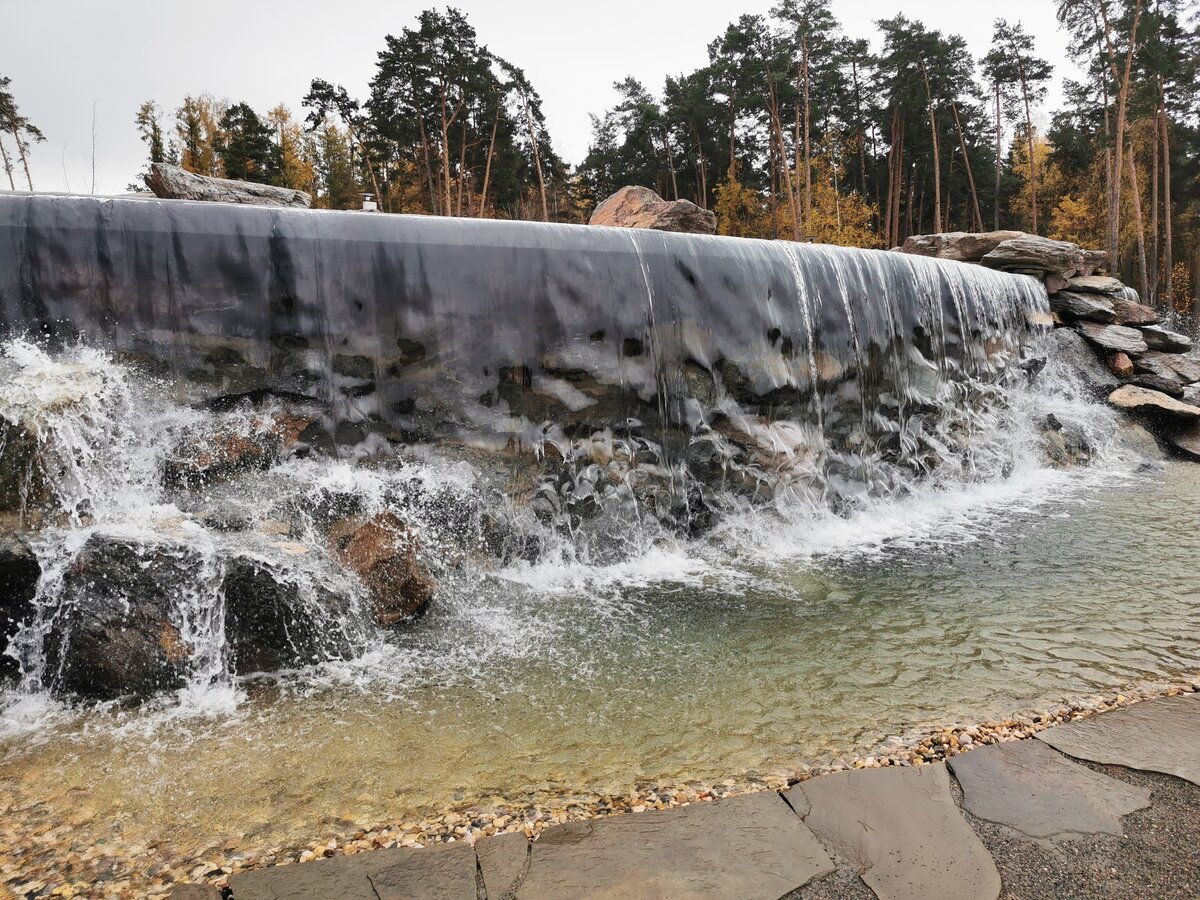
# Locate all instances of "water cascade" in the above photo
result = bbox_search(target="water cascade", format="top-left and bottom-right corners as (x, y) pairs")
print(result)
(0, 194), (1081, 705)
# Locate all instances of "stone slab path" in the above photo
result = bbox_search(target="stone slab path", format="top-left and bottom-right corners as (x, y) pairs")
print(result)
(788, 765), (1000, 900)
(221, 693), (1200, 900)
(948, 738), (1151, 839)
(1036, 693), (1200, 786)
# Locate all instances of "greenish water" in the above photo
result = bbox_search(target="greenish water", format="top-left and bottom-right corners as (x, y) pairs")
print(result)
(3, 459), (1198, 863)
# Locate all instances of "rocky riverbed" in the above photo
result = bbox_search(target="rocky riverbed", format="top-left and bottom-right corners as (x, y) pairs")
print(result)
(3, 678), (1196, 899)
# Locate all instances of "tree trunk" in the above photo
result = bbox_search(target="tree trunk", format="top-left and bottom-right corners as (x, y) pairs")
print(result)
(950, 100), (984, 232)
(1018, 70), (1038, 234)
(480, 105), (499, 217)
(800, 41), (812, 228)
(1160, 82), (1174, 308)
(851, 59), (869, 199)
(0, 137), (14, 191)
(416, 117), (438, 215)
(1099, 0), (1146, 274)
(768, 79), (800, 241)
(918, 57), (942, 234)
(993, 81), (1002, 231)
(1150, 105), (1160, 304)
(439, 89), (454, 217)
(884, 109), (899, 246)
(1127, 150), (1149, 302)
(520, 92), (549, 222)
(12, 129), (33, 190)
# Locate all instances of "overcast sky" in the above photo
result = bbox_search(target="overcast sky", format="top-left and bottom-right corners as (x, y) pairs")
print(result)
(2, 0), (1079, 196)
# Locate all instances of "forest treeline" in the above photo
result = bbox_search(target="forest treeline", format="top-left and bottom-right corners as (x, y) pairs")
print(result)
(2, 1), (1198, 310)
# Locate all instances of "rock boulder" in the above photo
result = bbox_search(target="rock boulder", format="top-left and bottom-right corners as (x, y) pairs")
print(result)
(0, 534), (40, 677)
(1065, 275), (1125, 295)
(1139, 325), (1193, 354)
(221, 556), (359, 675)
(1076, 322), (1148, 355)
(328, 513), (435, 627)
(1045, 328), (1118, 398)
(897, 231), (1025, 262)
(1050, 292), (1116, 323)
(980, 236), (1086, 277)
(146, 162), (311, 208)
(46, 535), (200, 699)
(1108, 385), (1200, 421)
(1110, 297), (1159, 326)
(589, 186), (716, 235)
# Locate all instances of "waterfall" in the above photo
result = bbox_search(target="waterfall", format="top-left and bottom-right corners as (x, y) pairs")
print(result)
(0, 194), (1079, 707)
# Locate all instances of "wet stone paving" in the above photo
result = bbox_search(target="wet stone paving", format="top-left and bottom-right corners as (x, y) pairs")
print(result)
(206, 693), (1200, 900)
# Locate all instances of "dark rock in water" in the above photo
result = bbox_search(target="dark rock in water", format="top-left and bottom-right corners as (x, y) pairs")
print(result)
(1117, 420), (1165, 460)
(1138, 352), (1200, 384)
(1041, 415), (1093, 468)
(0, 534), (39, 677)
(589, 186), (716, 235)
(1139, 325), (1193, 354)
(1050, 292), (1116, 323)
(146, 162), (311, 208)
(165, 424), (279, 489)
(981, 236), (1086, 276)
(0, 417), (49, 517)
(221, 556), (357, 675)
(1065, 275), (1125, 295)
(1076, 322), (1149, 355)
(298, 421), (337, 456)
(1171, 423), (1200, 460)
(1046, 329), (1118, 398)
(897, 231), (1024, 262)
(328, 513), (435, 626)
(47, 535), (200, 699)
(1131, 374), (1185, 399)
(1108, 385), (1200, 422)
(199, 503), (254, 532)
(1110, 297), (1159, 326)
(1107, 352), (1135, 378)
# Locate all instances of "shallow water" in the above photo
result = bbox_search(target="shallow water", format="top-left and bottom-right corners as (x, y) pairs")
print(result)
(3, 458), (1198, 863)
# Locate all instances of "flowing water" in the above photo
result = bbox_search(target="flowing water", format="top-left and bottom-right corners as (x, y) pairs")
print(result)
(2, 335), (1199, 871)
(0, 199), (1196, 884)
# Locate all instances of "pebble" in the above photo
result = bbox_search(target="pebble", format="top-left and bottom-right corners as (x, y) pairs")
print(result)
(3, 677), (1197, 898)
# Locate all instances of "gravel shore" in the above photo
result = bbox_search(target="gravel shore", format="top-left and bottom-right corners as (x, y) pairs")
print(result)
(3, 677), (1197, 899)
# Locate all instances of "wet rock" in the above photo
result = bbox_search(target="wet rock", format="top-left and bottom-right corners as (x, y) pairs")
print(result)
(1130, 374), (1185, 399)
(146, 162), (311, 208)
(1065, 275), (1125, 295)
(1043, 272), (1070, 295)
(1050, 292), (1116, 323)
(328, 513), (435, 627)
(47, 535), (201, 699)
(1107, 352), (1134, 378)
(980, 235), (1086, 276)
(589, 185), (716, 235)
(1045, 329), (1117, 398)
(1041, 415), (1094, 468)
(164, 416), (311, 489)
(1111, 297), (1159, 326)
(0, 417), (49, 516)
(1170, 423), (1200, 460)
(1140, 325), (1193, 354)
(0, 534), (40, 677)
(199, 502), (254, 532)
(897, 231), (1024, 262)
(1108, 385), (1200, 421)
(1138, 352), (1200, 384)
(1116, 420), (1165, 460)
(1076, 322), (1148, 355)
(221, 556), (358, 675)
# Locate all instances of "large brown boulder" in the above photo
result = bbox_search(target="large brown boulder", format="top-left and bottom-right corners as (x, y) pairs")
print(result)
(980, 235), (1087, 277)
(1108, 385), (1200, 420)
(328, 513), (435, 626)
(896, 231), (1024, 262)
(146, 162), (311, 208)
(589, 186), (716, 235)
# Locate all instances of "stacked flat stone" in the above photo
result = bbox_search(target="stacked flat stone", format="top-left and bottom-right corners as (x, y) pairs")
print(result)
(897, 232), (1200, 460)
